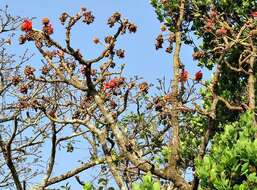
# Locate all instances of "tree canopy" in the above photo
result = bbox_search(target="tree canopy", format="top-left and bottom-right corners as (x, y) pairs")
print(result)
(0, 1), (257, 190)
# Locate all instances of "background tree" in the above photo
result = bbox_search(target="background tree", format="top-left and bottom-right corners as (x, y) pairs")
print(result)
(151, 0), (257, 189)
(1, 0), (257, 190)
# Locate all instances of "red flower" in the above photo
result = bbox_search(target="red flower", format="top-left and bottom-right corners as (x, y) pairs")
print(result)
(209, 10), (218, 17)
(194, 70), (203, 81)
(103, 81), (115, 91)
(251, 11), (257, 18)
(109, 79), (117, 88)
(180, 70), (189, 82)
(206, 19), (214, 27)
(47, 24), (54, 35)
(103, 78), (125, 91)
(216, 27), (227, 36)
(21, 19), (32, 32)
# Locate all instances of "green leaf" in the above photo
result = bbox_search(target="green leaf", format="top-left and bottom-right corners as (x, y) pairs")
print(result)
(83, 182), (93, 190)
(132, 184), (141, 190)
(241, 162), (249, 175)
(143, 172), (152, 184)
(152, 182), (161, 190)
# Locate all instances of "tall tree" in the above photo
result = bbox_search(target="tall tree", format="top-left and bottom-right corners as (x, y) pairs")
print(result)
(1, 1), (257, 190)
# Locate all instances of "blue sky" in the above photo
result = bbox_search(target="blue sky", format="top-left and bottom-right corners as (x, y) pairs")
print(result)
(3, 0), (200, 83)
(1, 1), (200, 189)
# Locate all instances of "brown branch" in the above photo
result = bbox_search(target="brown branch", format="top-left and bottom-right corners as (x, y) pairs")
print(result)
(92, 90), (191, 188)
(0, 118), (23, 190)
(117, 87), (131, 115)
(166, 1), (188, 190)
(217, 96), (244, 111)
(45, 159), (104, 186)
(102, 143), (128, 190)
(191, 60), (222, 190)
(41, 122), (57, 189)
(65, 16), (81, 54)
(0, 111), (19, 123)
(41, 55), (87, 91)
(224, 59), (249, 75)
(84, 24), (122, 65)
(248, 38), (256, 112)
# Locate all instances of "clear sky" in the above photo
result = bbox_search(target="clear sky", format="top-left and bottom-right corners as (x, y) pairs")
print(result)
(2, 0), (201, 83)
(1, 1), (200, 189)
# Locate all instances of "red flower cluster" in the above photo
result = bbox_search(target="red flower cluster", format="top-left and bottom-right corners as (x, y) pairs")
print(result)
(194, 70), (203, 81)
(180, 70), (189, 82)
(204, 19), (215, 32)
(251, 11), (257, 18)
(216, 27), (228, 36)
(103, 77), (125, 91)
(21, 19), (32, 32)
(42, 17), (54, 35)
(209, 10), (218, 17)
(206, 19), (214, 28)
(180, 70), (203, 82)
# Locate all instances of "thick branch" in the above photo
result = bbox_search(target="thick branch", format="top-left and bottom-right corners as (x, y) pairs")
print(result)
(0, 118), (23, 190)
(45, 159), (104, 186)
